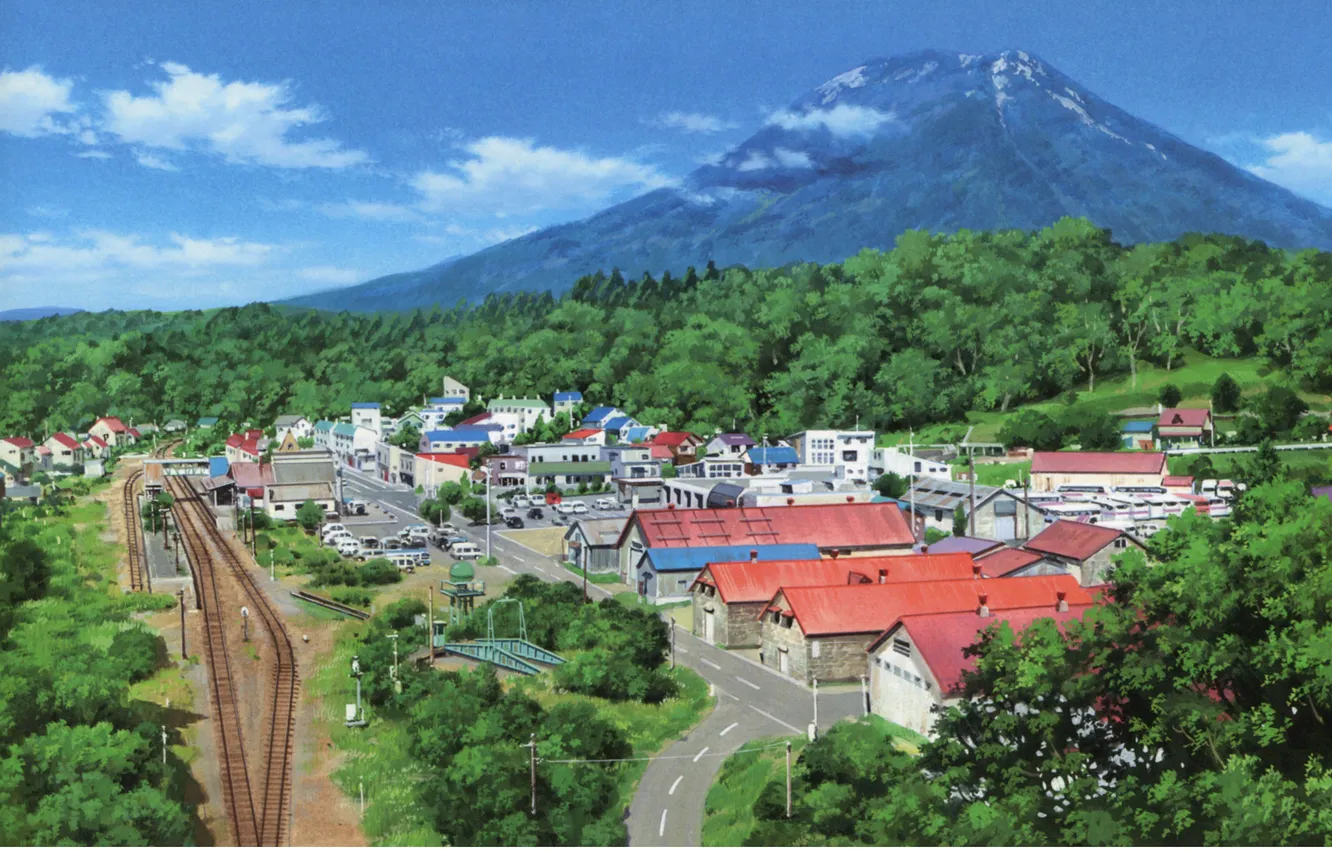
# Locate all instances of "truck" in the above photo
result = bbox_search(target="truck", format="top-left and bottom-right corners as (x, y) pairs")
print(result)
(544, 491), (563, 506)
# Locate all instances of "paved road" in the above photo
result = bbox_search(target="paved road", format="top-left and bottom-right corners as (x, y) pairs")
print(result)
(337, 466), (866, 845)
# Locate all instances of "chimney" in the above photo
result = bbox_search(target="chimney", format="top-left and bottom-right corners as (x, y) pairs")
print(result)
(1056, 590), (1069, 613)
(972, 563), (981, 579)
(846, 495), (855, 503)
(750, 549), (758, 563)
(921, 544), (929, 555)
(878, 567), (887, 584)
(977, 593), (990, 618)
(668, 503), (676, 511)
(786, 497), (795, 506)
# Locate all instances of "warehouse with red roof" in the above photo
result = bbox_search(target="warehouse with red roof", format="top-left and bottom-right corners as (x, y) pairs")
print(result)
(759, 574), (1092, 684)
(690, 552), (984, 648)
(1022, 519), (1146, 585)
(1030, 450), (1168, 491)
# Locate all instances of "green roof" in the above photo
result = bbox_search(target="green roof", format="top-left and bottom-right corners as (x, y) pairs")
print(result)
(488, 398), (548, 410)
(529, 461), (612, 475)
(333, 422), (357, 436)
(314, 420), (334, 431)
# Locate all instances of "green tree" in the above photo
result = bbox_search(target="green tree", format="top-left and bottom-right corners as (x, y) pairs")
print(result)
(1244, 438), (1282, 485)
(1211, 372), (1242, 412)
(388, 422), (421, 450)
(1158, 382), (1183, 407)
(997, 409), (1064, 450)
(419, 498), (451, 525)
(295, 499), (324, 532)
(1062, 407), (1121, 450)
(459, 497), (497, 524)
(872, 472), (908, 500)
(951, 502), (967, 537)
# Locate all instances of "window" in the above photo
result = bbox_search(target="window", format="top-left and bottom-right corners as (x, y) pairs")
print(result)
(995, 499), (1017, 517)
(935, 509), (944, 522)
(274, 504), (284, 512)
(842, 450), (858, 462)
(811, 640), (821, 658)
(1113, 538), (1128, 549)
(892, 638), (911, 657)
(913, 674), (923, 687)
(892, 665), (902, 678)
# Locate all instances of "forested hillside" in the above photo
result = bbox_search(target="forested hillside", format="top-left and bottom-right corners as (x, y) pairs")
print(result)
(2, 218), (1330, 439)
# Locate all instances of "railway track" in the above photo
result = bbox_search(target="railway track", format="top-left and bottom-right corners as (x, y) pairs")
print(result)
(169, 477), (298, 846)
(122, 470), (149, 592)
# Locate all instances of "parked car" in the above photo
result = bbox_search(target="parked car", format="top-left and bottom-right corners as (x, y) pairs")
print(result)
(555, 502), (577, 516)
(450, 542), (482, 560)
(321, 523), (348, 536)
(437, 523), (462, 536)
(504, 516), (525, 529)
(570, 501), (589, 514)
(387, 553), (417, 573)
(526, 507), (544, 520)
(358, 536), (380, 549)
(323, 530), (354, 545)
(336, 540), (361, 558)
(593, 497), (618, 510)
(382, 538), (403, 551)
(324, 509), (340, 521)
(355, 548), (386, 561)
(512, 496), (532, 509)
(401, 523), (430, 537)
(345, 498), (369, 515)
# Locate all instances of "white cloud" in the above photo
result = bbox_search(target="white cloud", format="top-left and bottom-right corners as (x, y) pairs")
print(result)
(767, 103), (896, 137)
(101, 62), (368, 169)
(0, 66), (79, 137)
(412, 136), (673, 216)
(0, 230), (276, 284)
(26, 205), (68, 219)
(773, 147), (813, 168)
(653, 111), (737, 134)
(316, 200), (419, 221)
(1246, 131), (1332, 205)
(74, 149), (113, 160)
(736, 151), (774, 171)
(298, 265), (363, 285)
(135, 151), (179, 171)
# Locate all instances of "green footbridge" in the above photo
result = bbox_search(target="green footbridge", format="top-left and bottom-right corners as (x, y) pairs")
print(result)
(432, 598), (566, 675)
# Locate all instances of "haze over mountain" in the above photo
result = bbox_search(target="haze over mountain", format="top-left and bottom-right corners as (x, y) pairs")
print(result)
(284, 49), (1332, 312)
(0, 306), (85, 322)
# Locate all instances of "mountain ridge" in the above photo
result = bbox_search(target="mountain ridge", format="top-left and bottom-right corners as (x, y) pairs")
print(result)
(283, 48), (1332, 312)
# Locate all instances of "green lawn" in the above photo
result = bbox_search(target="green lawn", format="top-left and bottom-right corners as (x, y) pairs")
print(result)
(560, 561), (620, 585)
(703, 734), (808, 846)
(1168, 449), (1332, 481)
(613, 591), (690, 612)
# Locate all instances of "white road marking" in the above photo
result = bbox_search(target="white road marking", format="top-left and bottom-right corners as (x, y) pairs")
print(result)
(676, 646), (688, 654)
(719, 722), (739, 737)
(750, 706), (802, 733)
(701, 658), (722, 670)
(693, 746), (709, 762)
(496, 563), (517, 574)
(669, 775), (683, 795)
(659, 809), (667, 837)
(736, 677), (761, 691)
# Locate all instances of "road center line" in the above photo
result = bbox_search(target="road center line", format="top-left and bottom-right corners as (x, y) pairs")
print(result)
(736, 677), (761, 690)
(693, 746), (709, 762)
(701, 658), (722, 670)
(719, 722), (739, 737)
(750, 705), (802, 734)
(659, 810), (667, 837)
(669, 775), (683, 795)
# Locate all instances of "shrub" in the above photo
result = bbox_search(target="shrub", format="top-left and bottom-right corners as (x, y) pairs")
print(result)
(1158, 383), (1183, 407)
(357, 558), (402, 586)
(296, 499), (324, 531)
(872, 473), (908, 500)
(1061, 407), (1121, 451)
(998, 409), (1064, 451)
(1211, 372), (1242, 413)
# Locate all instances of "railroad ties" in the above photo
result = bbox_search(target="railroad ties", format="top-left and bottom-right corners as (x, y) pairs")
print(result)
(123, 470), (148, 592)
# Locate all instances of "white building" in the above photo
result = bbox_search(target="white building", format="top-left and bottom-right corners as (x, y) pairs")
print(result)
(442, 376), (470, 402)
(870, 446), (951, 480)
(273, 415), (313, 443)
(487, 396), (552, 434)
(351, 403), (382, 438)
(787, 429), (876, 483)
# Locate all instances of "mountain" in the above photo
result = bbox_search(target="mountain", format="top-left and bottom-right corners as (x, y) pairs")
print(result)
(0, 306), (85, 322)
(284, 49), (1332, 312)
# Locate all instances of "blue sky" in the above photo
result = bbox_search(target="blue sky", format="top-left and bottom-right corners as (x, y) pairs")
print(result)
(2, 0), (1331, 311)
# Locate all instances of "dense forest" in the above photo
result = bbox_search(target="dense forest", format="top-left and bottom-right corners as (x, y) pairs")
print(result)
(2, 218), (1330, 439)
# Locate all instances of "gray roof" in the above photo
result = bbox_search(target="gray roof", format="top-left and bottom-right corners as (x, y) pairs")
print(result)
(923, 536), (1004, 555)
(272, 458), (335, 485)
(564, 517), (627, 547)
(268, 482), (334, 502)
(904, 477), (1000, 512)
(274, 414), (306, 427)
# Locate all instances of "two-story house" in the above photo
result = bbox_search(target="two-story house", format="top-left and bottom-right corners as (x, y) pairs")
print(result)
(487, 397), (553, 434)
(603, 444), (663, 507)
(44, 432), (85, 468)
(521, 443), (611, 490)
(90, 416), (132, 447)
(553, 390), (583, 418)
(0, 437), (36, 479)
(788, 429), (876, 482)
(273, 414), (314, 443)
(706, 432), (755, 458)
(350, 403), (382, 438)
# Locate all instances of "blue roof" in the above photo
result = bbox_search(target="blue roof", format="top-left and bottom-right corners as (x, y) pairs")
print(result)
(423, 429), (491, 443)
(746, 446), (799, 465)
(583, 406), (617, 423)
(643, 544), (821, 573)
(209, 456), (230, 478)
(429, 397), (467, 405)
(554, 391), (583, 401)
(314, 420), (334, 431)
(333, 422), (358, 436)
(197, 416), (219, 426)
(1122, 421), (1155, 433)
(624, 426), (652, 443)
(352, 402), (380, 409)
(603, 416), (633, 431)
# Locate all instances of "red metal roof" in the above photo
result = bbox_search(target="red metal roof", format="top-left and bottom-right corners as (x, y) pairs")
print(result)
(36, 446), (51, 455)
(1162, 475), (1195, 487)
(622, 502), (915, 551)
(1156, 408), (1211, 428)
(1024, 520), (1129, 561)
(699, 552), (984, 604)
(86, 435), (108, 448)
(1030, 451), (1166, 475)
(230, 462), (275, 488)
(226, 434), (245, 448)
(50, 432), (80, 450)
(416, 452), (471, 469)
(777, 573), (1092, 638)
(890, 604), (1094, 694)
(95, 416), (128, 433)
(239, 438), (260, 456)
(564, 428), (601, 439)
(975, 546), (1048, 576)
(651, 431), (700, 447)
(3, 436), (35, 449)
(127, 427), (142, 439)
(647, 445), (674, 460)
(245, 428), (264, 440)
(459, 413), (491, 426)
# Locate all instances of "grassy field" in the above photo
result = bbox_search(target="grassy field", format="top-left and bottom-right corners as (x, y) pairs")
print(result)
(878, 351), (1332, 447)
(1167, 448), (1332, 479)
(560, 561), (620, 584)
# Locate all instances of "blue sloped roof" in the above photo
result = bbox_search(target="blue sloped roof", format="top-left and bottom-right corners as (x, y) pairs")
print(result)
(746, 446), (799, 465)
(314, 420), (334, 431)
(554, 391), (583, 401)
(603, 416), (633, 431)
(1122, 421), (1154, 433)
(429, 396), (467, 405)
(333, 422), (358, 436)
(197, 416), (219, 426)
(209, 456), (230, 478)
(583, 406), (617, 423)
(624, 426), (652, 443)
(643, 543), (821, 573)
(351, 402), (380, 409)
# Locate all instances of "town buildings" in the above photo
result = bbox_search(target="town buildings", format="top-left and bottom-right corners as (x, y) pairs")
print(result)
(351, 403), (382, 438)
(89, 416), (132, 447)
(274, 414), (313, 443)
(564, 518), (627, 575)
(787, 429), (876, 482)
(1154, 408), (1214, 450)
(1021, 519), (1146, 586)
(1029, 451), (1168, 491)
(901, 477), (1048, 541)
(552, 390), (583, 417)
(43, 432), (84, 468)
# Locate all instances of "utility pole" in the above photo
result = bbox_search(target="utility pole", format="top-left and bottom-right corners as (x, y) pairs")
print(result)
(582, 560), (588, 604)
(241, 606), (249, 642)
(526, 733), (537, 816)
(812, 678), (819, 734)
(785, 740), (793, 818)
(485, 471), (492, 561)
(178, 588), (186, 658)
(968, 450), (977, 538)
(669, 617), (676, 670)
(1022, 475), (1030, 541)
(270, 548), (275, 582)
(908, 430), (917, 544)
(387, 633), (400, 683)
(860, 675), (868, 716)
(427, 587), (435, 668)
(161, 725), (168, 766)
(174, 529), (181, 572)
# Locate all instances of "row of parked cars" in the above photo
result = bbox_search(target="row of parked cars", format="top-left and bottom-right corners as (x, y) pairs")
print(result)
(319, 521), (483, 569)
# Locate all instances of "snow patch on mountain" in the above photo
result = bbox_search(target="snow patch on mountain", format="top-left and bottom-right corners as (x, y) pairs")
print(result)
(1049, 91), (1131, 144)
(817, 65), (867, 104)
(959, 53), (983, 68)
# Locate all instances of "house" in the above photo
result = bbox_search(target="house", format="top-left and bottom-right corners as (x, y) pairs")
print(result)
(487, 397), (552, 434)
(1154, 408), (1214, 450)
(486, 454), (527, 489)
(196, 416), (220, 429)
(419, 428), (493, 453)
(633, 543), (822, 604)
(44, 432), (85, 468)
(973, 545), (1060, 577)
(521, 443), (612, 490)
(1022, 520), (1146, 585)
(83, 459), (105, 478)
(313, 420), (334, 452)
(691, 552), (984, 648)
(163, 419), (188, 433)
(376, 442), (402, 484)
(82, 435), (110, 459)
(89, 416), (131, 447)
(921, 536), (1006, 557)
(562, 428), (607, 447)
(274, 414), (313, 443)
(415, 452), (473, 498)
(276, 431), (302, 453)
(441, 376), (470, 402)
(126, 427), (142, 445)
(1029, 451), (1168, 491)
(869, 446), (952, 480)
(601, 415), (641, 442)
(623, 425), (657, 444)
(603, 445), (663, 508)
(615, 501), (916, 582)
(901, 478), (1049, 542)
(553, 390), (583, 417)
(476, 410), (524, 444)
(743, 446), (800, 474)
(1162, 475), (1196, 495)
(649, 431), (704, 464)
(675, 455), (747, 480)
(333, 423), (379, 471)
(868, 601), (1092, 737)
(351, 403), (382, 437)
(582, 406), (627, 429)
(224, 433), (261, 464)
(263, 450), (337, 520)
(564, 518), (629, 575)
(394, 411), (426, 437)
(137, 423), (159, 435)
(1120, 420), (1155, 450)
(706, 433), (755, 458)
(787, 429), (876, 482)
(761, 574), (1093, 684)
(0, 437), (36, 478)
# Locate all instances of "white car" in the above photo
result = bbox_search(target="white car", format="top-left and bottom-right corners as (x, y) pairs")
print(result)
(570, 501), (589, 514)
(321, 523), (348, 536)
(450, 542), (482, 560)
(323, 528), (353, 543)
(512, 496), (532, 509)
(555, 502), (578, 515)
(336, 540), (362, 557)
(401, 523), (430, 536)
(593, 497), (618, 510)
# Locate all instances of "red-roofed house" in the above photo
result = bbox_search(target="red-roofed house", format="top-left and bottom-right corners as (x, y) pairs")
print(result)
(1023, 519), (1146, 585)
(974, 546), (1057, 577)
(561, 428), (606, 447)
(869, 602), (1092, 736)
(83, 435), (110, 459)
(1154, 408), (1213, 450)
(690, 552), (984, 648)
(89, 416), (131, 447)
(1162, 475), (1196, 495)
(1, 436), (36, 476)
(416, 452), (475, 498)
(1030, 451), (1167, 491)
(649, 431), (704, 463)
(760, 574), (1093, 684)
(127, 427), (142, 443)
(43, 432), (85, 468)
(224, 434), (261, 464)
(616, 502), (916, 580)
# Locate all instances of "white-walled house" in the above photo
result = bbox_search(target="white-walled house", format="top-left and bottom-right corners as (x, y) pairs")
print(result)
(553, 390), (583, 417)
(274, 415), (313, 443)
(44, 433), (85, 468)
(870, 446), (951, 480)
(351, 403), (382, 438)
(487, 397), (552, 433)
(788, 429), (876, 482)
(441, 376), (470, 402)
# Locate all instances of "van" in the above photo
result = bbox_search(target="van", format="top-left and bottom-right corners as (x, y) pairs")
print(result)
(358, 536), (380, 549)
(387, 553), (417, 572)
(451, 542), (482, 560)
(512, 496), (532, 509)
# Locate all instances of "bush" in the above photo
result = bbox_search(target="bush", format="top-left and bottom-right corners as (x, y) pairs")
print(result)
(296, 499), (324, 531)
(357, 558), (402, 586)
(872, 473), (908, 500)
(1212, 372), (1242, 413)
(420, 498), (451, 525)
(1250, 387), (1310, 437)
(1158, 383), (1183, 407)
(997, 409), (1064, 450)
(1061, 407), (1121, 451)
(1294, 415), (1330, 442)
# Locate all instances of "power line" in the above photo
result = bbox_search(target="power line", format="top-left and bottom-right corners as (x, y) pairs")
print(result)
(538, 741), (791, 765)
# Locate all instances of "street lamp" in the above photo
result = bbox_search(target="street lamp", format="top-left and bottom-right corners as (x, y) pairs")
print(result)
(241, 606), (250, 642)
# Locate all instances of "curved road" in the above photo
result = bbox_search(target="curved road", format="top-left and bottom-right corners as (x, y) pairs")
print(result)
(338, 467), (864, 845)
